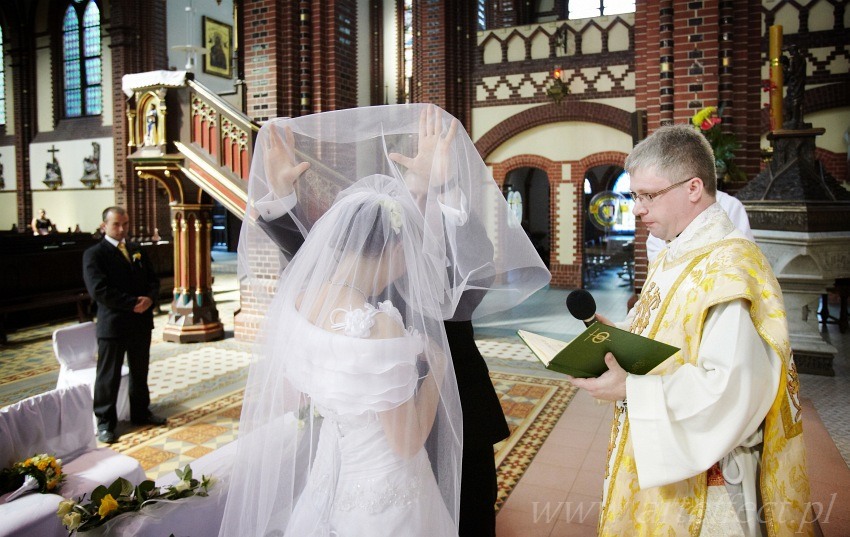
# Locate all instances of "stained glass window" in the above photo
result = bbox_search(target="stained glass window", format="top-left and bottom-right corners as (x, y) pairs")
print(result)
(477, 0), (487, 30)
(0, 25), (6, 125)
(62, 1), (101, 118)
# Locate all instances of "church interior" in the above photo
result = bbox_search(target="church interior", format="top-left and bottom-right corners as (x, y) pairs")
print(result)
(1, 0), (849, 535)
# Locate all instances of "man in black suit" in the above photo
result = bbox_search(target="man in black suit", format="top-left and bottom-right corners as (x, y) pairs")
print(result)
(82, 206), (165, 444)
(252, 125), (508, 536)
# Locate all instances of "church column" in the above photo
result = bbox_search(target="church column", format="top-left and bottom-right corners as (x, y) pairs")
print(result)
(412, 0), (476, 126)
(243, 0), (301, 121)
(6, 7), (37, 231)
(163, 204), (223, 343)
(107, 0), (167, 236)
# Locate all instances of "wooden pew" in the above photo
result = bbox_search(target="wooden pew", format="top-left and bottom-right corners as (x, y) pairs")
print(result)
(0, 234), (173, 343)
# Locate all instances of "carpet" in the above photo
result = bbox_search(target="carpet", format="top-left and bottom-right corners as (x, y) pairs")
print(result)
(111, 370), (576, 512)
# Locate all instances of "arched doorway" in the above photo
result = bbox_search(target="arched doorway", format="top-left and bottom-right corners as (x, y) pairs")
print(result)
(583, 164), (634, 289)
(503, 167), (551, 268)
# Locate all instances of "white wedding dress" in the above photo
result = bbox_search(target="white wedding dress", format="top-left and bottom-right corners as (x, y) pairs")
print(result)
(282, 300), (457, 537)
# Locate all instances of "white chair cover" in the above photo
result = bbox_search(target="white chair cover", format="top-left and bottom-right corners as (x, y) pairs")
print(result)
(53, 322), (130, 422)
(0, 384), (96, 467)
(0, 385), (146, 537)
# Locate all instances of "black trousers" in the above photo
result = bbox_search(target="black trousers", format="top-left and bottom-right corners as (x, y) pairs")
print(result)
(93, 331), (152, 431)
(459, 442), (499, 537)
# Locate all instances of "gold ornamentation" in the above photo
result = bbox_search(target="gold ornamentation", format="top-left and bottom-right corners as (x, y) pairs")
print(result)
(629, 282), (660, 335)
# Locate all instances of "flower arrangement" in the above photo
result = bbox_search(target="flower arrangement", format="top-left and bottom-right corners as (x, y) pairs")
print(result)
(0, 453), (65, 500)
(691, 106), (746, 187)
(56, 464), (214, 534)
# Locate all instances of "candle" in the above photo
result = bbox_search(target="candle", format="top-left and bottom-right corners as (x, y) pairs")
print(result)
(769, 25), (783, 131)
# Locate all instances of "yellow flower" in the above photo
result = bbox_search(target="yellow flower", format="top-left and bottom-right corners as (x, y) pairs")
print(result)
(98, 494), (119, 518)
(691, 106), (716, 128)
(37, 460), (49, 471)
(57, 499), (75, 517)
(132, 252), (142, 262)
(63, 512), (82, 531)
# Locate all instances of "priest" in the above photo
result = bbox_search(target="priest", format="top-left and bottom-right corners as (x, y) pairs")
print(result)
(568, 124), (812, 536)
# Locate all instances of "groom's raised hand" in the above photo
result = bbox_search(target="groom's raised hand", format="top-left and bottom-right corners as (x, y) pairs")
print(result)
(389, 106), (458, 198)
(264, 125), (311, 198)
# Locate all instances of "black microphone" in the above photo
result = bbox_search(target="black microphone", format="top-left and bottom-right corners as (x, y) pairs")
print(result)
(566, 289), (597, 327)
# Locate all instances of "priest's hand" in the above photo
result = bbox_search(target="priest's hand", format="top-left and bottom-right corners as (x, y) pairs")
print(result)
(594, 313), (614, 327)
(265, 125), (310, 198)
(565, 353), (627, 402)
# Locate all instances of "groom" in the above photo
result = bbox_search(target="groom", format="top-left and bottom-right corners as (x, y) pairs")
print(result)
(252, 120), (509, 537)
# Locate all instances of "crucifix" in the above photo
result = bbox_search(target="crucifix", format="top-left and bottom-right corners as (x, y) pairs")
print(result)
(44, 145), (63, 189)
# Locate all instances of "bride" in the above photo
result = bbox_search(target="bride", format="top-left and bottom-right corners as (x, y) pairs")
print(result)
(220, 105), (549, 536)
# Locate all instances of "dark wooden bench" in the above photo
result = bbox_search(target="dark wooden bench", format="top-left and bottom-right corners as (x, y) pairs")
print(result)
(0, 234), (174, 343)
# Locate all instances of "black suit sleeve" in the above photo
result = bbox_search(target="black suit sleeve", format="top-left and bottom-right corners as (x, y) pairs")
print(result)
(138, 247), (160, 302)
(256, 213), (306, 262)
(82, 247), (137, 312)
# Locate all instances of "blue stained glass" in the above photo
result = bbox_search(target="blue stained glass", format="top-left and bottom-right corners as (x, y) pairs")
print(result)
(85, 86), (102, 115)
(64, 32), (80, 59)
(63, 7), (78, 33)
(85, 58), (101, 84)
(65, 89), (82, 117)
(64, 62), (81, 89)
(83, 1), (99, 28)
(83, 3), (100, 56)
(62, 1), (102, 118)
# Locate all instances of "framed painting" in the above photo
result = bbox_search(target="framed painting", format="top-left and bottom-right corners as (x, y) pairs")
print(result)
(203, 16), (232, 78)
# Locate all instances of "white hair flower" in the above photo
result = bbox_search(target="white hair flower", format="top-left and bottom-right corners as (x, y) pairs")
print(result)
(379, 198), (403, 235)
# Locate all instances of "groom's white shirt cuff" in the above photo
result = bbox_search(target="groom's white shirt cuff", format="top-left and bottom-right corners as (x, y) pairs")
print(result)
(253, 189), (468, 225)
(255, 191), (297, 220)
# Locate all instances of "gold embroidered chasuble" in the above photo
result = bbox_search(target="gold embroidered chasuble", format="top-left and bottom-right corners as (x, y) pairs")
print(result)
(599, 205), (811, 536)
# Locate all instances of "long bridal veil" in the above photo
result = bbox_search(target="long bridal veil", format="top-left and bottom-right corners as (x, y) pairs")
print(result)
(221, 104), (550, 536)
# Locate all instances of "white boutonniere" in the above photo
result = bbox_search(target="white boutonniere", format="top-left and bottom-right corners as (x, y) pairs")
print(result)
(378, 198), (403, 235)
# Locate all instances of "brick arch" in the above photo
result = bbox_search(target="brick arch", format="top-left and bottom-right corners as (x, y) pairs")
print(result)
(490, 154), (562, 187)
(575, 151), (628, 181)
(475, 102), (633, 159)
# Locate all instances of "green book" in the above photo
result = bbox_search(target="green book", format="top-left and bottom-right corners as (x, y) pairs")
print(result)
(517, 322), (679, 378)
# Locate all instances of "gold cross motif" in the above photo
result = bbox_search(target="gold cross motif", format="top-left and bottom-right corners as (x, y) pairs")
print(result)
(629, 282), (661, 335)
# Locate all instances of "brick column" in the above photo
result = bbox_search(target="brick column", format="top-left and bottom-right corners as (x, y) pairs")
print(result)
(413, 0), (475, 126)
(108, 0), (167, 236)
(6, 13), (37, 231)
(730, 0), (763, 186)
(310, 0), (357, 112)
(243, 0), (300, 121)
